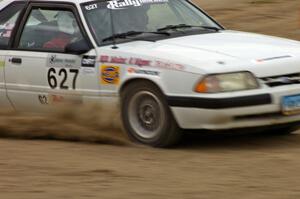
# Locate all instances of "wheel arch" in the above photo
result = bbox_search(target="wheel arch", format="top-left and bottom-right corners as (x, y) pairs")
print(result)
(119, 77), (166, 96)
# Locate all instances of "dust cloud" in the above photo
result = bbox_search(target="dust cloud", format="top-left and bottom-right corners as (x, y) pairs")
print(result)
(0, 104), (130, 146)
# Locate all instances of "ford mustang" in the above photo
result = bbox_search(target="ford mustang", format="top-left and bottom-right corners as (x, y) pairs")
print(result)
(0, 0), (300, 147)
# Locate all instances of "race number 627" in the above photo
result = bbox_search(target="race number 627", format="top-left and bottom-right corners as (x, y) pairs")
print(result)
(47, 68), (79, 90)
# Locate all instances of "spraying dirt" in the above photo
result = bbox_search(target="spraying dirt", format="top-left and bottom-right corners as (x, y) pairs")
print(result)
(0, 105), (129, 146)
(1, 0), (300, 198)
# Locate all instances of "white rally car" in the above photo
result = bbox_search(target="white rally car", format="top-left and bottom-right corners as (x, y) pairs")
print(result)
(1, 0), (300, 147)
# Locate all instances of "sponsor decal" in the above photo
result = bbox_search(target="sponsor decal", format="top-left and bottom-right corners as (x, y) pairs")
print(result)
(100, 55), (127, 64)
(129, 57), (151, 66)
(107, 0), (168, 10)
(47, 54), (80, 68)
(0, 60), (5, 68)
(82, 68), (96, 75)
(101, 65), (120, 85)
(99, 55), (184, 71)
(154, 60), (184, 71)
(38, 95), (49, 105)
(82, 56), (96, 67)
(38, 94), (64, 105)
(128, 68), (159, 76)
(85, 3), (98, 10)
(50, 94), (65, 104)
(38, 94), (82, 105)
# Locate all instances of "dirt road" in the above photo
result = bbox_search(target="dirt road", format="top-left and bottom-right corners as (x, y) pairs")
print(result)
(1, 133), (300, 199)
(1, 0), (300, 198)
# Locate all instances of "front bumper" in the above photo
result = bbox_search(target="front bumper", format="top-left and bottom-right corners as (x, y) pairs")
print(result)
(168, 85), (300, 130)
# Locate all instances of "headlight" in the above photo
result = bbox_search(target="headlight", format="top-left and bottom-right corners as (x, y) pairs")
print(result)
(195, 72), (259, 93)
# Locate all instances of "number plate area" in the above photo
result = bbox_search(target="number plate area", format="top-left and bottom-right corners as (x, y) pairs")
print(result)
(282, 94), (300, 115)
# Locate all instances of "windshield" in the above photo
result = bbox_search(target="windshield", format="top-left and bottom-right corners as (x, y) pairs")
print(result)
(81, 0), (221, 45)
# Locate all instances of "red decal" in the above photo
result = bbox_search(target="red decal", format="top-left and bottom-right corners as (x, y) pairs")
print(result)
(100, 55), (109, 62)
(110, 57), (127, 64)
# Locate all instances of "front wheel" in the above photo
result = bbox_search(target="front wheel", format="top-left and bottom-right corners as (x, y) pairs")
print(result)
(121, 81), (181, 147)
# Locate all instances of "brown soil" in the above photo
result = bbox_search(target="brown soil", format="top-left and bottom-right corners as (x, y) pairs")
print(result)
(1, 0), (300, 198)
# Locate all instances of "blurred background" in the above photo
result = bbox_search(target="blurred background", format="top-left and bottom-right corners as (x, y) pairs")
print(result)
(196, 0), (300, 40)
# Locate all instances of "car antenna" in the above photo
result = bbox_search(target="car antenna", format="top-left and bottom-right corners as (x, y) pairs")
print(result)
(109, 8), (118, 49)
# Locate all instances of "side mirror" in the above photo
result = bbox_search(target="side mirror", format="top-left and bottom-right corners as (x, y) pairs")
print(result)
(65, 39), (91, 55)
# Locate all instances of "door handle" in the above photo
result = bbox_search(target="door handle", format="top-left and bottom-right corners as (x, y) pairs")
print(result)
(11, 57), (22, 64)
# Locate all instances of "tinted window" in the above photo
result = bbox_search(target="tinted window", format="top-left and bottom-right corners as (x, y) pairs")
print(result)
(19, 8), (84, 52)
(0, 2), (25, 48)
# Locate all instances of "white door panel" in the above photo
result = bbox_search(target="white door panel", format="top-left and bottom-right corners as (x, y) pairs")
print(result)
(5, 51), (51, 111)
(5, 51), (84, 111)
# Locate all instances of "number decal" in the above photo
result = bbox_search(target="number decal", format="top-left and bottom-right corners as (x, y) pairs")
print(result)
(59, 69), (69, 90)
(70, 69), (79, 90)
(47, 68), (57, 89)
(47, 68), (79, 90)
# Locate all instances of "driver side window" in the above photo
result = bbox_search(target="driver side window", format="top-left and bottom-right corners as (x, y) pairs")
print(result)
(18, 8), (84, 52)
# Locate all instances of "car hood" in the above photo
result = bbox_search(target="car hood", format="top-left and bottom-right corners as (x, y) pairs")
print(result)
(104, 30), (300, 77)
(162, 30), (300, 58)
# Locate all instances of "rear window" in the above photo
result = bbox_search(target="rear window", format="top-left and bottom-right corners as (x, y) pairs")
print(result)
(0, 2), (25, 48)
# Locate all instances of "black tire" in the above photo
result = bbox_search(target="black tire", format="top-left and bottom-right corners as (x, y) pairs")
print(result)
(121, 81), (182, 147)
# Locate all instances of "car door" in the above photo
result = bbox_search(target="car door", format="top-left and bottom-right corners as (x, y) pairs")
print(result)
(5, 2), (95, 111)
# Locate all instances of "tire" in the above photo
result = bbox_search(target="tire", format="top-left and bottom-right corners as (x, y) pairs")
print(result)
(121, 81), (182, 147)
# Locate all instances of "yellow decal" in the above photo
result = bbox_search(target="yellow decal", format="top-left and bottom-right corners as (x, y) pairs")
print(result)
(101, 65), (120, 85)
(0, 60), (5, 68)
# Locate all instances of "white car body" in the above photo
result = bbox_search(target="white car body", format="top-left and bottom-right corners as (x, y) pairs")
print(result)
(1, 0), (300, 135)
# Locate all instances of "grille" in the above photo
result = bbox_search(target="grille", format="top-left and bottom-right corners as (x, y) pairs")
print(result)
(260, 73), (300, 87)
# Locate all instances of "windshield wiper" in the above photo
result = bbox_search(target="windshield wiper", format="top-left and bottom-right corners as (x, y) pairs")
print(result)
(157, 24), (221, 32)
(102, 31), (170, 42)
